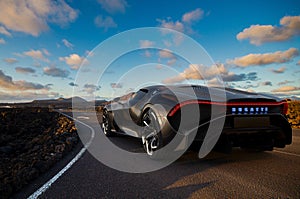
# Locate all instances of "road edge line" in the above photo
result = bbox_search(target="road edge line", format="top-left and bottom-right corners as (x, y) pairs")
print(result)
(27, 111), (95, 199)
(274, 150), (300, 158)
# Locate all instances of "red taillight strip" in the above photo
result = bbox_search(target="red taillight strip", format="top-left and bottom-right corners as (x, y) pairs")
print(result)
(168, 100), (288, 117)
(282, 101), (288, 115)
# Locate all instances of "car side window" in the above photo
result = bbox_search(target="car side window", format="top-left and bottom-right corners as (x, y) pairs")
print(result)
(129, 89), (148, 106)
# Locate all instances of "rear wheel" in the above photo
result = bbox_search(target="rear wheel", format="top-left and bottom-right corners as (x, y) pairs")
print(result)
(102, 110), (114, 137)
(142, 109), (163, 157)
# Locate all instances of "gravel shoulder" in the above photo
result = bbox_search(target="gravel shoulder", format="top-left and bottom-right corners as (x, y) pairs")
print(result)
(0, 108), (79, 199)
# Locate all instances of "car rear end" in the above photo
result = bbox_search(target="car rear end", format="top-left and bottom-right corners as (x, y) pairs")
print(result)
(166, 89), (292, 151)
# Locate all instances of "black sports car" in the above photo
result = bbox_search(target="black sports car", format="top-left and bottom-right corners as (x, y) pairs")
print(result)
(102, 84), (292, 157)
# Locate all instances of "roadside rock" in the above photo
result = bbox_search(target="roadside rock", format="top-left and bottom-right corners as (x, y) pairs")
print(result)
(0, 108), (79, 198)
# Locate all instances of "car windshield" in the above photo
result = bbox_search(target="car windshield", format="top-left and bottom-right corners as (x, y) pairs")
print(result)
(129, 89), (148, 106)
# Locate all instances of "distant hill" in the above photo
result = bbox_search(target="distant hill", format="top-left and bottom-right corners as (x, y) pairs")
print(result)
(0, 97), (107, 109)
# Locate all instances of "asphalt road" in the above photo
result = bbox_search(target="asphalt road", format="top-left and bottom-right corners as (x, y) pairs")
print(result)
(18, 112), (300, 198)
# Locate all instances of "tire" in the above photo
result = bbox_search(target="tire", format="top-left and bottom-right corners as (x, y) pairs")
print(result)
(102, 110), (114, 137)
(141, 109), (163, 158)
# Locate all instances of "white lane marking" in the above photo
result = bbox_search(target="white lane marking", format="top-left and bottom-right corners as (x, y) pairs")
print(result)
(274, 150), (300, 158)
(27, 112), (95, 199)
(77, 116), (90, 120)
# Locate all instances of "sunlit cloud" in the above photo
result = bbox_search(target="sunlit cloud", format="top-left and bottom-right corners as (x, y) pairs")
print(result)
(15, 67), (36, 74)
(0, 26), (11, 36)
(158, 19), (185, 33)
(228, 48), (299, 67)
(0, 70), (49, 91)
(237, 15), (300, 45)
(158, 49), (177, 66)
(43, 66), (69, 78)
(158, 8), (204, 34)
(182, 8), (204, 23)
(94, 15), (117, 31)
(271, 66), (286, 74)
(3, 58), (18, 64)
(167, 58), (177, 66)
(59, 53), (87, 70)
(159, 49), (175, 58)
(97, 0), (128, 14)
(271, 86), (300, 93)
(0, 0), (78, 36)
(23, 49), (49, 62)
(163, 63), (258, 84)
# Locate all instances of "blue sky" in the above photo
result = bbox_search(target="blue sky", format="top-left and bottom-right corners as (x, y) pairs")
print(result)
(0, 0), (300, 102)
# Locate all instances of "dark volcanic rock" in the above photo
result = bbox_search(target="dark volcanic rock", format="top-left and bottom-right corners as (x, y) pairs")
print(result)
(0, 108), (78, 198)
(0, 145), (13, 154)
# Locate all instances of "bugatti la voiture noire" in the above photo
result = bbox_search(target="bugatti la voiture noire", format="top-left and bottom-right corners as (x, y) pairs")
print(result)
(102, 85), (292, 157)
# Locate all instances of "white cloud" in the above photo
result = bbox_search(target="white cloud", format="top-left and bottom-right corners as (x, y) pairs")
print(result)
(0, 0), (78, 36)
(94, 15), (117, 31)
(237, 15), (300, 45)
(43, 66), (69, 78)
(97, 0), (128, 14)
(0, 38), (5, 44)
(23, 49), (49, 62)
(59, 54), (87, 70)
(228, 48), (299, 67)
(62, 39), (74, 49)
(271, 86), (300, 93)
(3, 58), (18, 64)
(182, 8), (204, 23)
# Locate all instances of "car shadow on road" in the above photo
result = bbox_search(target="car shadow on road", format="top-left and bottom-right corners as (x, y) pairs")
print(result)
(99, 134), (276, 198)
